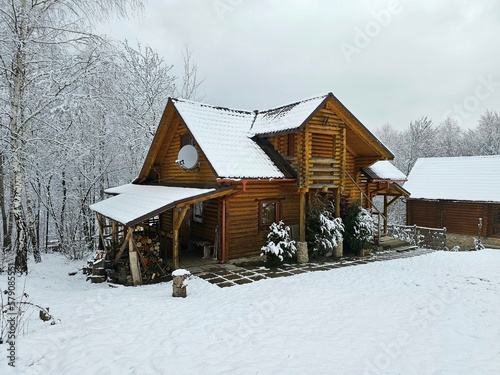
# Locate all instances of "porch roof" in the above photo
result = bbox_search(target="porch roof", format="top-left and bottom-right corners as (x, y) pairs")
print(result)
(90, 184), (233, 226)
(363, 160), (407, 182)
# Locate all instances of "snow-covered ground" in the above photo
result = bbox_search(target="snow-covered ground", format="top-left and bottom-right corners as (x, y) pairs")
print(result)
(1, 250), (499, 375)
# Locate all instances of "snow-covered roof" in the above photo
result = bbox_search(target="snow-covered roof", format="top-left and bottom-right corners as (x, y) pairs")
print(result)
(90, 184), (217, 226)
(405, 155), (500, 202)
(249, 94), (328, 136)
(363, 160), (407, 181)
(172, 99), (285, 179)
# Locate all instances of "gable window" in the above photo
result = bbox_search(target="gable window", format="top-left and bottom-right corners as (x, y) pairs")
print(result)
(193, 202), (203, 223)
(259, 199), (281, 231)
(180, 134), (193, 148)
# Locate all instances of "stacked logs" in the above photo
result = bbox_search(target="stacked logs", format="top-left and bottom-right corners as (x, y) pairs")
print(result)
(133, 234), (170, 283)
(84, 233), (170, 285)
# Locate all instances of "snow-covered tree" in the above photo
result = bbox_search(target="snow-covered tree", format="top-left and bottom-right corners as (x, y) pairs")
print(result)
(0, 0), (145, 271)
(261, 221), (297, 267)
(343, 201), (375, 255)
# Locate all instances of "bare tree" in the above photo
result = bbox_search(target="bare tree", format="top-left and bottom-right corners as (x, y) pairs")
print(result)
(0, 0), (145, 272)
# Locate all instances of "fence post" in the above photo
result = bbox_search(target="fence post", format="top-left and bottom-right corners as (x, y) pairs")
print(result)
(443, 227), (447, 249)
(413, 224), (417, 246)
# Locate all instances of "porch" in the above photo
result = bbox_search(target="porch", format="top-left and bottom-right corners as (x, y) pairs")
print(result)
(89, 184), (235, 285)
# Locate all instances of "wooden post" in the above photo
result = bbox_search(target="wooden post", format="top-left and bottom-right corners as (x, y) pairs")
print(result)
(172, 269), (191, 298)
(96, 213), (105, 250)
(299, 190), (306, 242)
(112, 221), (118, 244)
(114, 227), (134, 264)
(129, 234), (141, 286)
(335, 188), (341, 218)
(383, 195), (388, 234)
(173, 205), (190, 269)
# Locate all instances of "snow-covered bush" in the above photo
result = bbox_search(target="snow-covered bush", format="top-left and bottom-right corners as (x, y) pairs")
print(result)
(313, 212), (344, 257)
(344, 201), (376, 255)
(306, 197), (344, 258)
(260, 221), (297, 267)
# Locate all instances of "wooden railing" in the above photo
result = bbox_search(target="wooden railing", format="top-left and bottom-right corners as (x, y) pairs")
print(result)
(387, 224), (447, 250)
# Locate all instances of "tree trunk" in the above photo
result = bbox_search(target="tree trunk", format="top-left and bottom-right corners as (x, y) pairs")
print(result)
(0, 152), (10, 252)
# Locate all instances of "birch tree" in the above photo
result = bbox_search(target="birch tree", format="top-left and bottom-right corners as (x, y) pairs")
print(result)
(0, 0), (144, 272)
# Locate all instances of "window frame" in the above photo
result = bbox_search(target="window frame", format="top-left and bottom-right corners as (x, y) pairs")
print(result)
(193, 201), (203, 224)
(258, 199), (282, 231)
(180, 133), (194, 149)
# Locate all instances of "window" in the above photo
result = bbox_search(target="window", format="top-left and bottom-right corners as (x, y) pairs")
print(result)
(193, 202), (203, 223)
(259, 200), (281, 230)
(180, 134), (193, 148)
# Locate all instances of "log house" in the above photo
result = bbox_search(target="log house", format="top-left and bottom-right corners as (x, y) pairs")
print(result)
(405, 155), (500, 238)
(90, 93), (408, 272)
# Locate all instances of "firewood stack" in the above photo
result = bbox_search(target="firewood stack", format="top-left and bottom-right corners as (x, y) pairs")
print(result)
(84, 251), (109, 283)
(85, 234), (170, 285)
(132, 234), (170, 283)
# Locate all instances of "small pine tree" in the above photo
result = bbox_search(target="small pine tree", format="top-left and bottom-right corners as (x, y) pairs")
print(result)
(260, 221), (297, 267)
(306, 197), (344, 258)
(343, 201), (375, 255)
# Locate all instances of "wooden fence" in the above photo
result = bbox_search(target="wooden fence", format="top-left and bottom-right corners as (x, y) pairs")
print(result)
(387, 224), (447, 250)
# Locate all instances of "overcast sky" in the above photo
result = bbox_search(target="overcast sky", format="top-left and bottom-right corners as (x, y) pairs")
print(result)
(103, 0), (500, 132)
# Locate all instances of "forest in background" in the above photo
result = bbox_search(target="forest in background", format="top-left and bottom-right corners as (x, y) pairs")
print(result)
(374, 111), (500, 224)
(0, 0), (202, 272)
(1, 1), (499, 272)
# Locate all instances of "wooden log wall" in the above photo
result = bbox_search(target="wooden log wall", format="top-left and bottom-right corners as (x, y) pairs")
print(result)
(190, 199), (221, 245)
(487, 204), (500, 237)
(225, 181), (300, 259)
(156, 114), (217, 184)
(407, 200), (492, 237)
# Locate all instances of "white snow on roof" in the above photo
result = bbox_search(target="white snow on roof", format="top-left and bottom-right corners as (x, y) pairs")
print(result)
(364, 160), (407, 181)
(90, 184), (215, 225)
(405, 155), (500, 202)
(250, 94), (328, 136)
(172, 99), (285, 179)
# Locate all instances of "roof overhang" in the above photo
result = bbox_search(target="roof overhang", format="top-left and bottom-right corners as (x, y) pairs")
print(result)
(90, 184), (236, 226)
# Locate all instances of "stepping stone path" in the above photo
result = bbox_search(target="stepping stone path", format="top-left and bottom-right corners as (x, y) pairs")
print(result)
(190, 248), (435, 288)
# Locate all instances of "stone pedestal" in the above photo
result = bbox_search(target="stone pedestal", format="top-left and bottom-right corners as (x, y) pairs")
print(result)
(296, 242), (309, 263)
(172, 269), (191, 298)
(335, 241), (343, 258)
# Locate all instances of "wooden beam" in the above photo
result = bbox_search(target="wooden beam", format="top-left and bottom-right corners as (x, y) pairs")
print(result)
(335, 188), (341, 218)
(128, 235), (142, 286)
(299, 191), (306, 242)
(383, 195), (388, 233)
(172, 205), (190, 269)
(95, 213), (105, 250)
(114, 227), (134, 264)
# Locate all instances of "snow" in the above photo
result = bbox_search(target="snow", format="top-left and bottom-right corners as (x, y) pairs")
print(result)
(171, 269), (191, 277)
(172, 99), (285, 179)
(90, 184), (215, 226)
(405, 155), (500, 201)
(171, 94), (334, 179)
(363, 160), (407, 181)
(249, 94), (328, 136)
(1, 250), (500, 374)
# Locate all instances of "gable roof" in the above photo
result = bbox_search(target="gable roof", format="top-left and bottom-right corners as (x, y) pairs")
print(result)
(249, 94), (329, 136)
(363, 160), (407, 182)
(404, 155), (500, 202)
(139, 93), (393, 181)
(171, 98), (284, 179)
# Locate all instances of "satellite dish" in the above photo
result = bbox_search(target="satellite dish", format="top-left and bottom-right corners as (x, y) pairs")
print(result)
(176, 144), (199, 170)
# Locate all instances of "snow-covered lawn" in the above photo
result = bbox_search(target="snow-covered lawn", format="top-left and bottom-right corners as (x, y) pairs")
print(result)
(1, 250), (499, 375)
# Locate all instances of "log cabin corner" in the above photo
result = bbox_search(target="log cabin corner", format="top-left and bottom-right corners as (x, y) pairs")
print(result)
(90, 92), (408, 282)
